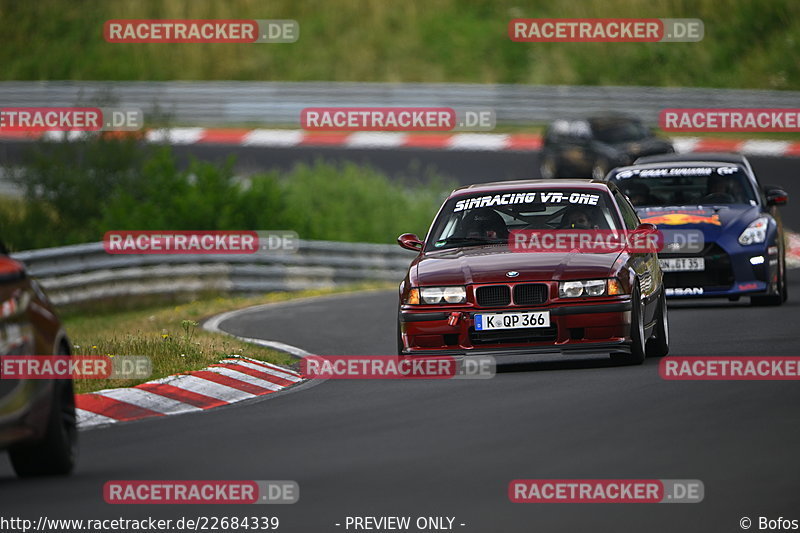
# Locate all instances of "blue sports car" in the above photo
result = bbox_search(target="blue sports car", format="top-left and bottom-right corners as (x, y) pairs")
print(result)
(604, 153), (788, 306)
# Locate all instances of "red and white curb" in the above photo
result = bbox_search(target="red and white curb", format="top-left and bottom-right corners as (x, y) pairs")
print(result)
(787, 230), (800, 269)
(2, 128), (799, 156)
(75, 356), (304, 428)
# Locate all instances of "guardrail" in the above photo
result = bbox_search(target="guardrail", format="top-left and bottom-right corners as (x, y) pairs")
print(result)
(11, 240), (416, 306)
(1, 81), (798, 126)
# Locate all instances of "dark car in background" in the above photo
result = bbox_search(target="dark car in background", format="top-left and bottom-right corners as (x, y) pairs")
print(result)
(540, 114), (674, 180)
(397, 179), (668, 365)
(605, 153), (789, 305)
(0, 243), (76, 477)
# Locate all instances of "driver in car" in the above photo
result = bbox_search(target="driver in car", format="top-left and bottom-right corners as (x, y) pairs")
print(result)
(704, 174), (744, 203)
(560, 206), (600, 230)
(460, 208), (509, 240)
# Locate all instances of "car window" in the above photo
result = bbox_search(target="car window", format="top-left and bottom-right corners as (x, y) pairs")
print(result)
(610, 165), (758, 207)
(425, 189), (622, 251)
(568, 121), (591, 139)
(590, 119), (649, 143)
(614, 191), (641, 230)
(549, 120), (569, 138)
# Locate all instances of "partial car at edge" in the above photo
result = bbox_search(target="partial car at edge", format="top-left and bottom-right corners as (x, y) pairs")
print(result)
(0, 243), (77, 477)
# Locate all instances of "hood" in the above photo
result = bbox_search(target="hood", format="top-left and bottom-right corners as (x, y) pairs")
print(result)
(412, 245), (621, 286)
(0, 257), (25, 284)
(636, 205), (762, 241)
(612, 137), (673, 159)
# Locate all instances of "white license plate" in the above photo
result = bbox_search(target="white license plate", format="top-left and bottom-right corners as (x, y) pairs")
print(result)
(660, 257), (705, 272)
(474, 311), (550, 331)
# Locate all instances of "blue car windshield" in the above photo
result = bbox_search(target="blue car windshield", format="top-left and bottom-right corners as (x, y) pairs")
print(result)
(610, 166), (758, 207)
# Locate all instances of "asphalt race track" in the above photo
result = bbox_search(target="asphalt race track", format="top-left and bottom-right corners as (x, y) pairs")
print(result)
(0, 278), (798, 531)
(1, 145), (799, 532)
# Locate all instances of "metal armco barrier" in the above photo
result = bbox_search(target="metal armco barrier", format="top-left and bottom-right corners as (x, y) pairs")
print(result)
(0, 81), (797, 126)
(11, 240), (416, 306)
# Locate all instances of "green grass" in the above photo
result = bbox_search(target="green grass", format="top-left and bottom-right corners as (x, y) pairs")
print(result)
(1, 0), (798, 90)
(64, 282), (393, 394)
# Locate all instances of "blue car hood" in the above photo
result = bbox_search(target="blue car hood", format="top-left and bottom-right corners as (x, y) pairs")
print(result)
(635, 205), (763, 244)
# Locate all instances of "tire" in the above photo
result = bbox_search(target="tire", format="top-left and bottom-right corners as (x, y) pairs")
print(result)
(540, 154), (558, 179)
(10, 379), (77, 477)
(646, 289), (669, 357)
(591, 158), (609, 180)
(751, 252), (785, 306)
(396, 318), (405, 356)
(612, 282), (646, 365)
(781, 251), (788, 303)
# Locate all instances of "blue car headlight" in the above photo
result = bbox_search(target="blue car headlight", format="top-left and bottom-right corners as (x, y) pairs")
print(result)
(738, 217), (769, 246)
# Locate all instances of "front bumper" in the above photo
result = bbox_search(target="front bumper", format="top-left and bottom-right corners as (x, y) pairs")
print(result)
(400, 299), (632, 356)
(661, 240), (779, 299)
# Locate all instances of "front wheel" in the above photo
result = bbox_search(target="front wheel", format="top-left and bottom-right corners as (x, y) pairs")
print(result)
(10, 379), (78, 477)
(646, 289), (669, 357)
(612, 283), (646, 365)
(751, 252), (785, 306)
(396, 317), (404, 356)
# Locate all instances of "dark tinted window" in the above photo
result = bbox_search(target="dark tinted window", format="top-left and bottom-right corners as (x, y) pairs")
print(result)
(614, 191), (641, 230)
(426, 189), (622, 251)
(610, 165), (758, 207)
(590, 118), (649, 143)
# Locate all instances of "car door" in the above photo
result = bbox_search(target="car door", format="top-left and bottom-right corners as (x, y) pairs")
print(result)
(614, 190), (660, 325)
(0, 257), (40, 445)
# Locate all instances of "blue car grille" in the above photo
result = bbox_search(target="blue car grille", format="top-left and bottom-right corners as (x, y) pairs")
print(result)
(663, 243), (734, 289)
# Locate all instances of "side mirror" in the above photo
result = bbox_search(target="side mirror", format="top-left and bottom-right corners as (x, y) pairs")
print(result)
(764, 186), (788, 206)
(0, 240), (8, 255)
(397, 233), (424, 252)
(629, 223), (660, 253)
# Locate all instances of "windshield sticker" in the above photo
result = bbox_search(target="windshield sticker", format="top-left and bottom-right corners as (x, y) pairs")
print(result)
(453, 192), (599, 212)
(616, 166), (739, 179)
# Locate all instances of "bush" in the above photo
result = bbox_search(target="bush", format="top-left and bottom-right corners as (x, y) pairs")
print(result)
(0, 136), (451, 251)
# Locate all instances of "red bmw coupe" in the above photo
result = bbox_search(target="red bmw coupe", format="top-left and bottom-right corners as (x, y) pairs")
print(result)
(397, 179), (668, 364)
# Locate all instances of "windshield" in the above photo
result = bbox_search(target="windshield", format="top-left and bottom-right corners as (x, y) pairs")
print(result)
(610, 166), (758, 207)
(590, 118), (650, 143)
(425, 189), (622, 251)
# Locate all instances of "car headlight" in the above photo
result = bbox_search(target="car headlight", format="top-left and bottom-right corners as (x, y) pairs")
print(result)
(413, 286), (467, 304)
(559, 281), (585, 298)
(559, 279), (623, 298)
(738, 217), (769, 246)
